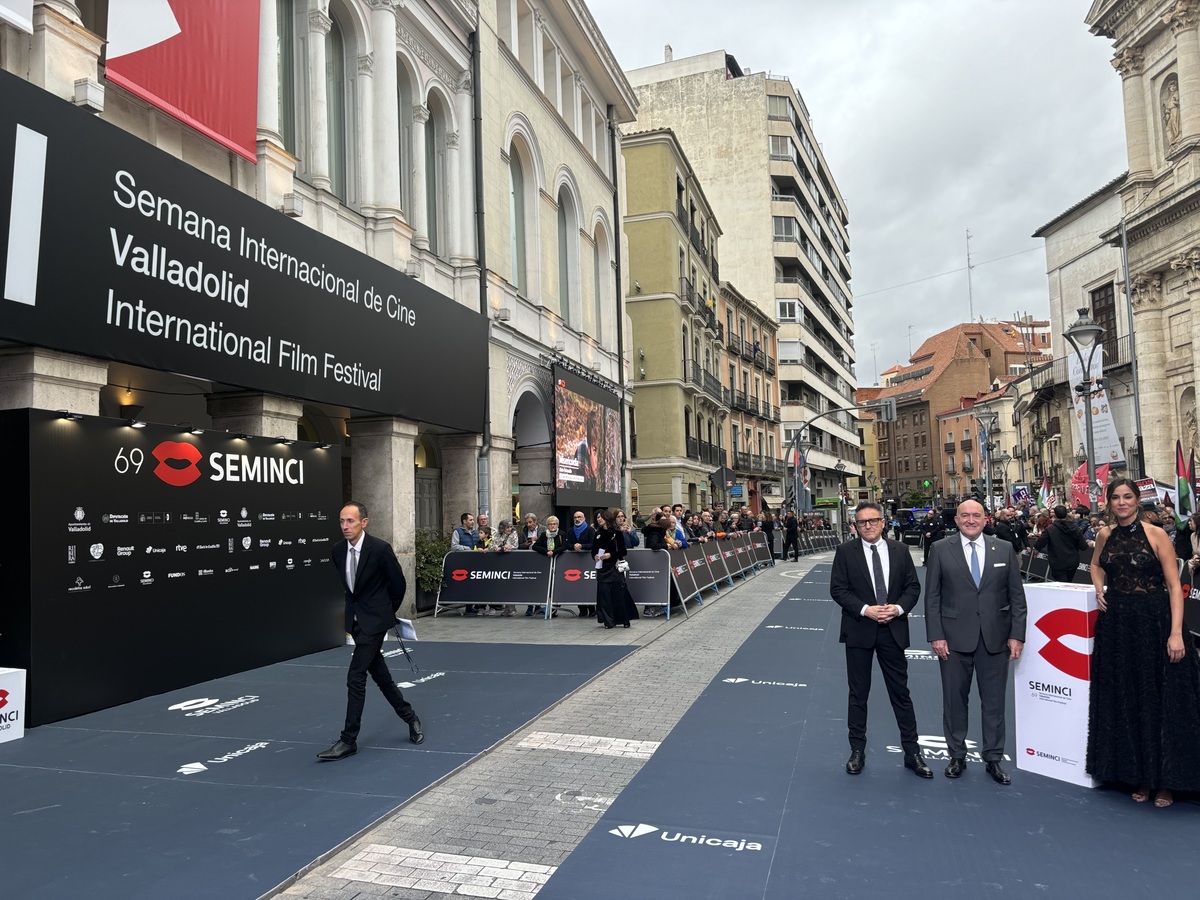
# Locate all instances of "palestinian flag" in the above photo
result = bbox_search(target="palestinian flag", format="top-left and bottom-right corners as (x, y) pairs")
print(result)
(1039, 475), (1052, 509)
(1177, 440), (1196, 528)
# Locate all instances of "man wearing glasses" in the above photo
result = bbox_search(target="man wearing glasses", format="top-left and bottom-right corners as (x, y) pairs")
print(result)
(830, 501), (931, 779)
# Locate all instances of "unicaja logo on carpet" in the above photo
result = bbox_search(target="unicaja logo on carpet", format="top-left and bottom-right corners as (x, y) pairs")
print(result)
(608, 822), (763, 852)
(722, 676), (806, 688)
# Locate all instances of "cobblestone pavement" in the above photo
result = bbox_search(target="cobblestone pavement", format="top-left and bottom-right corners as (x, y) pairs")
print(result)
(270, 552), (834, 900)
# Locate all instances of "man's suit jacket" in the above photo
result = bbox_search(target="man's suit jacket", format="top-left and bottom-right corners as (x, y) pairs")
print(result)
(569, 524), (596, 552)
(331, 532), (407, 635)
(830, 537), (921, 649)
(924, 536), (1026, 654)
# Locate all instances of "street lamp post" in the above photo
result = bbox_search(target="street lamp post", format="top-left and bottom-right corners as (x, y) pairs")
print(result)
(834, 460), (848, 539)
(974, 408), (1000, 511)
(1064, 307), (1105, 515)
(996, 451), (1013, 508)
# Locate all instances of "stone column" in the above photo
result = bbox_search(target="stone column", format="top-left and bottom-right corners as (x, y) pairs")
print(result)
(487, 435), (517, 523)
(1166, 2), (1200, 145)
(205, 392), (304, 439)
(446, 130), (463, 261)
(454, 76), (476, 263)
(346, 416), (417, 612)
(1112, 47), (1151, 179)
(306, 6), (333, 191)
(357, 53), (376, 212)
(1128, 272), (1171, 477)
(515, 446), (554, 522)
(258, 0), (281, 144)
(369, 0), (402, 217)
(411, 104), (430, 249)
(0, 347), (107, 414)
(439, 433), (482, 533)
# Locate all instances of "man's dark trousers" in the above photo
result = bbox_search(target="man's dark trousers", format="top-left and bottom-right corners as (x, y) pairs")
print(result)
(846, 625), (919, 754)
(342, 624), (415, 744)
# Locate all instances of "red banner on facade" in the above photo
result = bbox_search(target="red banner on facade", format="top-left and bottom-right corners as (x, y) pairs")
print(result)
(105, 0), (259, 161)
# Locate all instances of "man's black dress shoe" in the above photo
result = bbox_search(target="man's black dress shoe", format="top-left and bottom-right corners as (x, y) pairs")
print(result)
(945, 757), (966, 778)
(845, 749), (865, 775)
(408, 717), (424, 745)
(317, 740), (357, 761)
(985, 761), (1011, 785)
(904, 754), (933, 778)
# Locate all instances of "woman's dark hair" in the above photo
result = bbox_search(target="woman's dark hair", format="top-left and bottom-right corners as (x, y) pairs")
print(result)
(595, 508), (617, 529)
(1053, 505), (1069, 520)
(1105, 477), (1140, 504)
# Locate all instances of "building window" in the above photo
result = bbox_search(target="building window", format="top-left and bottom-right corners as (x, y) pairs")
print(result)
(1090, 282), (1117, 360)
(777, 299), (797, 321)
(557, 186), (579, 324)
(277, 0), (296, 153)
(325, 13), (349, 199)
(508, 151), (527, 292)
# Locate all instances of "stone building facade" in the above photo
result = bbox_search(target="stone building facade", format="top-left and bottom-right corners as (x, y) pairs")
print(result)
(1088, 0), (1200, 475)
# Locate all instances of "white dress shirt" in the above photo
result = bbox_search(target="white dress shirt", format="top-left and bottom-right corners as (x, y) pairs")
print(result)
(346, 533), (365, 591)
(859, 537), (901, 618)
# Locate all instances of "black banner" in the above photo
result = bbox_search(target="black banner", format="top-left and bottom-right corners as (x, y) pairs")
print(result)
(0, 410), (344, 725)
(666, 548), (698, 602)
(625, 550), (671, 608)
(436, 550), (553, 609)
(683, 543), (715, 593)
(0, 71), (486, 430)
(703, 543), (732, 585)
(749, 531), (773, 566)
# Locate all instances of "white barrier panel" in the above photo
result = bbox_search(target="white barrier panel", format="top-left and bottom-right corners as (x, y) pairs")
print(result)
(0, 668), (26, 743)
(1014, 583), (1098, 788)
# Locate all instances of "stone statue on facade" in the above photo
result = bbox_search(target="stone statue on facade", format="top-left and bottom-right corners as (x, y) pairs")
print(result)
(1163, 78), (1182, 146)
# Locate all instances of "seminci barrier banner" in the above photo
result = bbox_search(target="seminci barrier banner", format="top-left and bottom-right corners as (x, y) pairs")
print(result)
(0, 410), (344, 725)
(0, 70), (487, 431)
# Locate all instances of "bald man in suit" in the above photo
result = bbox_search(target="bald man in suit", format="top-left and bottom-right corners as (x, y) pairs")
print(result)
(318, 501), (423, 761)
(925, 499), (1026, 784)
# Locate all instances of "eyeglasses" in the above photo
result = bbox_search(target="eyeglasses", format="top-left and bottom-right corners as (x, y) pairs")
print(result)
(855, 518), (884, 527)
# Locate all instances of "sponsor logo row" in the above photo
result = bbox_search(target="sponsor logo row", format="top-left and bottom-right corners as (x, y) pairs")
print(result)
(67, 535), (331, 561)
(66, 558), (323, 590)
(66, 506), (328, 533)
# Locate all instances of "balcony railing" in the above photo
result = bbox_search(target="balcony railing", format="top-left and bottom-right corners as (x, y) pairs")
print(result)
(688, 439), (725, 467)
(711, 256), (720, 280)
(732, 451), (788, 476)
(1029, 333), (1132, 394)
(960, 438), (973, 452)
(679, 277), (697, 313)
(943, 441), (956, 453)
(676, 199), (687, 228)
(728, 332), (744, 355)
(733, 389), (750, 412)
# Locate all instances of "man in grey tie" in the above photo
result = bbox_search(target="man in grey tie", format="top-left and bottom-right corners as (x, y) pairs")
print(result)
(925, 499), (1027, 784)
(318, 502), (423, 761)
(830, 501), (931, 778)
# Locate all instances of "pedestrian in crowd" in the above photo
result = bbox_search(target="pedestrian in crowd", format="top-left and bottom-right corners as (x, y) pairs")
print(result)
(318, 502), (422, 761)
(1180, 512), (1200, 569)
(761, 510), (776, 558)
(487, 519), (518, 616)
(1087, 478), (1200, 808)
(477, 513), (492, 548)
(519, 513), (544, 550)
(925, 499), (1026, 785)
(615, 509), (641, 623)
(592, 508), (630, 629)
(670, 514), (689, 548)
(450, 512), (483, 616)
(570, 511), (597, 618)
(921, 510), (943, 567)
(642, 511), (669, 551)
(1034, 505), (1090, 583)
(782, 510), (801, 561)
(892, 515), (903, 542)
(695, 510), (716, 542)
(831, 501), (930, 779)
(530, 515), (567, 617)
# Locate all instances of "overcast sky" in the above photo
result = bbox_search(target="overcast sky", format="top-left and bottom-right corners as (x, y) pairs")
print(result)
(592, 0), (1128, 383)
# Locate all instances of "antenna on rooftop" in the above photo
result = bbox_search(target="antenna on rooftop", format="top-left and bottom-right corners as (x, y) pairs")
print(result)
(966, 229), (975, 322)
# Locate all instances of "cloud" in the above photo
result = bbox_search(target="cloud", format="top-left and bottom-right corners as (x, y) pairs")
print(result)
(595, 0), (1126, 381)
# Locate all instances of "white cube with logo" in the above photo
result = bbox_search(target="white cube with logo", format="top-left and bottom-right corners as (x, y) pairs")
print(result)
(1014, 583), (1098, 788)
(0, 668), (27, 743)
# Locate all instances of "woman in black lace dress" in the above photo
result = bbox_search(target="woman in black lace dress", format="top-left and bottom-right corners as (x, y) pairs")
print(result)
(1087, 478), (1200, 807)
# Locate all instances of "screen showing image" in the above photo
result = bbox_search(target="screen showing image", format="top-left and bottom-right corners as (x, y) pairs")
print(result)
(553, 365), (622, 508)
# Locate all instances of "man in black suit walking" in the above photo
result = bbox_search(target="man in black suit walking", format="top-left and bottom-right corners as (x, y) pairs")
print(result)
(830, 501), (932, 778)
(318, 502), (423, 761)
(925, 499), (1026, 784)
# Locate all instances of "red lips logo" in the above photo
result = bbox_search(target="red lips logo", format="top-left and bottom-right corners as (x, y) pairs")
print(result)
(1035, 607), (1099, 681)
(451, 569), (469, 582)
(0, 689), (8, 710)
(151, 441), (203, 487)
(564, 570), (582, 582)
(1026, 748), (1035, 755)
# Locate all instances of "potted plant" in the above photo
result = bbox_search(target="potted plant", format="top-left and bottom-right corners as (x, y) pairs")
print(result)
(414, 528), (450, 613)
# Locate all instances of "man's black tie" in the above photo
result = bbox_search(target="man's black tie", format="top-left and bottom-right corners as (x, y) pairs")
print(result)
(870, 543), (888, 606)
